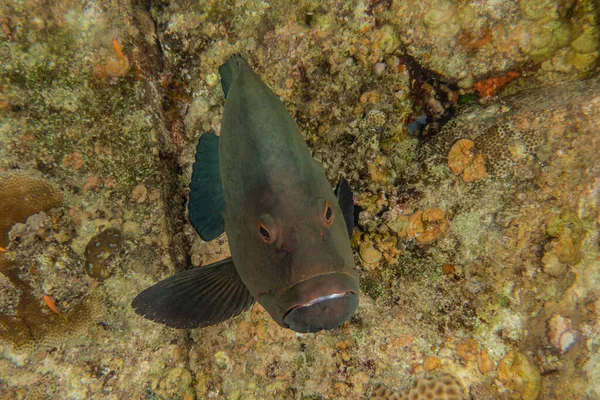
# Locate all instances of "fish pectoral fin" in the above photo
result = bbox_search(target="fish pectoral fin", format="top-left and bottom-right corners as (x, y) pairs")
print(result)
(131, 258), (255, 329)
(334, 176), (355, 238)
(188, 131), (226, 241)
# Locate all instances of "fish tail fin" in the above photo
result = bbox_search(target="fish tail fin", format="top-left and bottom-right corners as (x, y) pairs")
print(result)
(218, 54), (247, 98)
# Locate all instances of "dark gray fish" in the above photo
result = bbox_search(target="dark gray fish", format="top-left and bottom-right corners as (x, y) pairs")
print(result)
(132, 55), (358, 333)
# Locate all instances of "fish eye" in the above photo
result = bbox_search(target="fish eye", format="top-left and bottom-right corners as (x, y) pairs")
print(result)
(318, 199), (334, 227)
(325, 201), (333, 223)
(257, 213), (277, 244)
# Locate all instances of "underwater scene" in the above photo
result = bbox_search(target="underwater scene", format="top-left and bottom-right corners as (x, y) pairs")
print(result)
(1, 0), (599, 399)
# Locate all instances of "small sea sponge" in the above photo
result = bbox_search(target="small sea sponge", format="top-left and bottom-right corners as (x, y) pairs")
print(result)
(424, 0), (456, 28)
(359, 241), (383, 265)
(387, 209), (450, 244)
(544, 210), (586, 264)
(0, 171), (63, 247)
(545, 210), (583, 238)
(371, 375), (465, 400)
(520, 0), (559, 22)
(570, 17), (598, 55)
(84, 228), (123, 280)
(157, 367), (195, 399)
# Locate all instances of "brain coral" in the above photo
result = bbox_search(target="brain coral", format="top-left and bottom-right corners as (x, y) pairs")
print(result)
(371, 375), (465, 400)
(0, 171), (63, 247)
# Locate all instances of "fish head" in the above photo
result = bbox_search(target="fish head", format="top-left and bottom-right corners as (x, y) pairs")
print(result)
(237, 184), (359, 333)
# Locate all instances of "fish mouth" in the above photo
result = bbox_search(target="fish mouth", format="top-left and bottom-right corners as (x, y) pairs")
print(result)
(272, 272), (359, 333)
(283, 290), (358, 333)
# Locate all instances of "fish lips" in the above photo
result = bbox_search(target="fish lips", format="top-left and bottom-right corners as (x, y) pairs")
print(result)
(262, 272), (359, 333)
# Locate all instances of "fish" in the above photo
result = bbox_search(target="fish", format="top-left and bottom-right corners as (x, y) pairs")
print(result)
(43, 294), (68, 323)
(132, 55), (358, 333)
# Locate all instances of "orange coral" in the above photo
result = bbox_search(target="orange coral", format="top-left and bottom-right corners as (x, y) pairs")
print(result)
(448, 139), (474, 175)
(423, 356), (442, 371)
(415, 208), (450, 244)
(389, 208), (450, 245)
(112, 37), (126, 62)
(441, 263), (456, 274)
(463, 154), (488, 182)
(473, 71), (520, 97)
(456, 339), (496, 373)
(448, 139), (489, 182)
(478, 350), (495, 373)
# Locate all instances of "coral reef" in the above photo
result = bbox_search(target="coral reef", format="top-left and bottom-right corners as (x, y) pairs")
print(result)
(0, 0), (599, 399)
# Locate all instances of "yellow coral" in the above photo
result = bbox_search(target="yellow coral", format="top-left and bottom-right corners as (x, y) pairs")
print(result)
(497, 349), (541, 400)
(0, 171), (63, 247)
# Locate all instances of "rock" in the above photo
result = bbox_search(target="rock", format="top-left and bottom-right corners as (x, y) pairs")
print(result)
(541, 251), (567, 277)
(547, 314), (577, 353)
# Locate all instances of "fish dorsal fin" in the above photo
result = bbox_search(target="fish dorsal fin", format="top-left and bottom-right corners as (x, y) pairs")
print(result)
(131, 258), (255, 329)
(218, 54), (246, 98)
(334, 176), (355, 238)
(188, 132), (225, 241)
